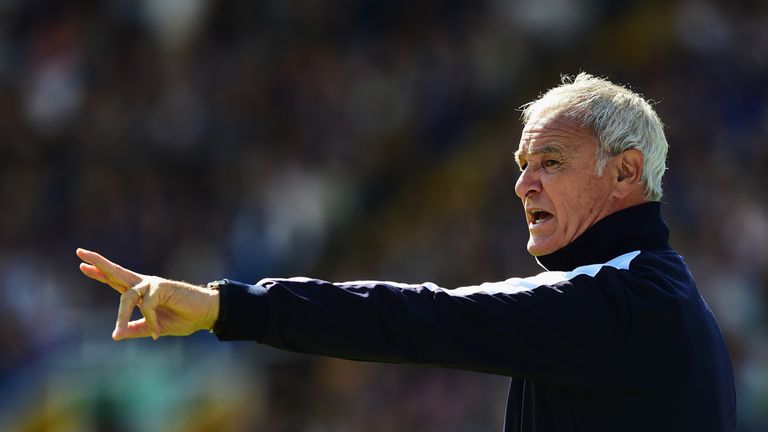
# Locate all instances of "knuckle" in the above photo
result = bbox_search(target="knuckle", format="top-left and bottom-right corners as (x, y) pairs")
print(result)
(123, 288), (142, 302)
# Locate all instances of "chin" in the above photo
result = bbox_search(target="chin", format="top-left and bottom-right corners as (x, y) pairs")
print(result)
(526, 238), (561, 257)
(526, 243), (547, 257)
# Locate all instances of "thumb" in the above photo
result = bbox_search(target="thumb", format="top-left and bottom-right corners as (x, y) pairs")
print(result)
(113, 318), (153, 340)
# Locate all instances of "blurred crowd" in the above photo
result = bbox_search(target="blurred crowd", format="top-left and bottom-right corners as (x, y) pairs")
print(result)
(0, 0), (767, 431)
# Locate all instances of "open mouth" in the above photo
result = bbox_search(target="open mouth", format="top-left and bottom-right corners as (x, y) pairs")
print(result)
(529, 209), (553, 225)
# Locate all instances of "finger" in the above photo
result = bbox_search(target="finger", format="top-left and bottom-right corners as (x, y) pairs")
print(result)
(139, 294), (160, 340)
(79, 262), (109, 284)
(76, 248), (142, 287)
(113, 318), (153, 340)
(113, 286), (145, 340)
(77, 248), (140, 283)
(79, 263), (127, 294)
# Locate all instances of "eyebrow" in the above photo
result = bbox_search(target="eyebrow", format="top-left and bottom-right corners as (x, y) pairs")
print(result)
(514, 144), (566, 165)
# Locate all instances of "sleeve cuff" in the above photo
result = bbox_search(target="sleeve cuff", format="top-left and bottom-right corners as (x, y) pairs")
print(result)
(209, 279), (270, 341)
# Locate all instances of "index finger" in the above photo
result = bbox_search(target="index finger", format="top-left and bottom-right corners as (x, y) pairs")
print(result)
(76, 248), (142, 289)
(79, 262), (129, 294)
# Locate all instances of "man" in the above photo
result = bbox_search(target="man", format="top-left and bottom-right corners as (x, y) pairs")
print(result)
(77, 73), (736, 431)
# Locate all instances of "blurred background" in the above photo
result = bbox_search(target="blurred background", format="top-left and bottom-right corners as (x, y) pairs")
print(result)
(0, 0), (766, 430)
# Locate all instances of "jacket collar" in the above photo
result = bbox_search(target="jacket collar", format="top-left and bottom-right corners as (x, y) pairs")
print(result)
(535, 202), (671, 271)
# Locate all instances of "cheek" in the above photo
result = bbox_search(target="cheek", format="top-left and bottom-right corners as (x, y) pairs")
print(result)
(552, 175), (607, 215)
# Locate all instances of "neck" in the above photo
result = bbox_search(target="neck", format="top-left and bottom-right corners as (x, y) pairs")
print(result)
(536, 202), (670, 271)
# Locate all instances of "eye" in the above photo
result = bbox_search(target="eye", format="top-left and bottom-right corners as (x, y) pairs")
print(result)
(519, 162), (528, 171)
(543, 159), (560, 168)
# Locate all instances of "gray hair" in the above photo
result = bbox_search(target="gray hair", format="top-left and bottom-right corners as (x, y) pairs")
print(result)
(521, 73), (668, 202)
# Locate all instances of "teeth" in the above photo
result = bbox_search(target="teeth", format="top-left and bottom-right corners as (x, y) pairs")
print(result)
(530, 210), (546, 224)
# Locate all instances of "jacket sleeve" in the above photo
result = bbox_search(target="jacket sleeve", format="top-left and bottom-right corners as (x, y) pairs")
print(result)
(214, 271), (630, 388)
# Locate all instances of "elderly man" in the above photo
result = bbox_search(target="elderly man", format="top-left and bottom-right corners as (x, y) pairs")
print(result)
(77, 73), (736, 431)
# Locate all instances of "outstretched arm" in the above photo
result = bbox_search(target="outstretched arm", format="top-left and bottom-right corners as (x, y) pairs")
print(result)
(76, 248), (219, 341)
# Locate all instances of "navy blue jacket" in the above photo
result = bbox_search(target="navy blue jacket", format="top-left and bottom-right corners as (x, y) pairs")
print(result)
(214, 202), (736, 431)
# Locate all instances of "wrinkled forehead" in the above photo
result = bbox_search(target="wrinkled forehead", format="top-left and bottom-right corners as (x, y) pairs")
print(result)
(517, 112), (595, 155)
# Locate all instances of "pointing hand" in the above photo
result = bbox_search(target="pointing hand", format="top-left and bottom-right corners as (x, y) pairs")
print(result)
(77, 248), (220, 340)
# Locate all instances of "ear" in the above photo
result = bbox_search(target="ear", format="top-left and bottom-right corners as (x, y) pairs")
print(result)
(613, 149), (644, 198)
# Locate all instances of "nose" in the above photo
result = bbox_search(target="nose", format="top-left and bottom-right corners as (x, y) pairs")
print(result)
(514, 166), (541, 199)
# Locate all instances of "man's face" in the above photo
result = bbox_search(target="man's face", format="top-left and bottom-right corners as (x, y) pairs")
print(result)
(514, 113), (616, 256)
